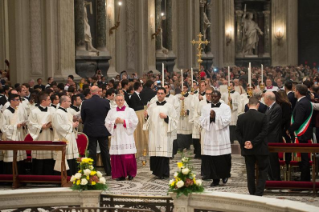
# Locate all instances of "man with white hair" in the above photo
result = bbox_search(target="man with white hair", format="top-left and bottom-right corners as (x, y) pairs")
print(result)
(264, 91), (282, 181)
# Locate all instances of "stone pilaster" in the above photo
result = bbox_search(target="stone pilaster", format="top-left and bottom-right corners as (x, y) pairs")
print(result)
(223, 0), (235, 66)
(263, 11), (271, 57)
(235, 10), (243, 57)
(74, 0), (85, 52)
(126, 0), (136, 71)
(166, 0), (174, 56)
(0, 0), (8, 70)
(30, 0), (43, 76)
(96, 0), (108, 54)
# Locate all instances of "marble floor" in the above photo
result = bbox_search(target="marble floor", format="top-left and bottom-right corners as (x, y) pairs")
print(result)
(1, 150), (319, 207)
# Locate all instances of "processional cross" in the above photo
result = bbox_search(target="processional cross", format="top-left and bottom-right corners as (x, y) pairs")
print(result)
(191, 33), (210, 82)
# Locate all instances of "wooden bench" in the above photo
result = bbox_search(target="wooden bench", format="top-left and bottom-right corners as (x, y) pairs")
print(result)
(266, 143), (319, 195)
(0, 141), (68, 188)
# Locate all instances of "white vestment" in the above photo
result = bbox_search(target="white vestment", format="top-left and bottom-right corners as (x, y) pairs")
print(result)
(28, 106), (54, 159)
(200, 102), (232, 156)
(190, 94), (207, 139)
(221, 91), (240, 126)
(176, 94), (193, 134)
(144, 101), (177, 157)
(52, 107), (79, 171)
(0, 106), (27, 162)
(105, 106), (138, 155)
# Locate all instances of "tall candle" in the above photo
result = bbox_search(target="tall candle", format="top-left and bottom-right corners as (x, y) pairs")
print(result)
(228, 66), (230, 86)
(181, 69), (183, 90)
(248, 62), (251, 86)
(261, 64), (263, 83)
(191, 68), (193, 88)
(162, 63), (164, 87)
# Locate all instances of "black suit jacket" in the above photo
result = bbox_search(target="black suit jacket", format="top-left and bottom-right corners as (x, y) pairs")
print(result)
(281, 102), (292, 131)
(0, 95), (7, 106)
(289, 97), (313, 141)
(244, 101), (267, 114)
(123, 90), (130, 105)
(265, 103), (282, 143)
(287, 91), (297, 110)
(81, 95), (110, 137)
(140, 87), (156, 106)
(236, 109), (269, 155)
(129, 92), (144, 111)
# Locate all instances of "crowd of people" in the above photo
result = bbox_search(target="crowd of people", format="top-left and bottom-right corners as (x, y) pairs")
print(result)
(0, 63), (318, 196)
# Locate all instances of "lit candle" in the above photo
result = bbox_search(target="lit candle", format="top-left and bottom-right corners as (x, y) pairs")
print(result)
(181, 69), (183, 90)
(162, 63), (164, 87)
(191, 68), (193, 88)
(261, 64), (263, 84)
(228, 66), (230, 86)
(248, 62), (251, 86)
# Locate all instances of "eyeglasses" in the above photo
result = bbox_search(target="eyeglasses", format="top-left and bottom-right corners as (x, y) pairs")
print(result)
(12, 99), (20, 101)
(157, 93), (165, 95)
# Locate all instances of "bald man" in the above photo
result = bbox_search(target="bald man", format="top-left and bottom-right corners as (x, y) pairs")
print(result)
(264, 91), (282, 181)
(81, 86), (112, 175)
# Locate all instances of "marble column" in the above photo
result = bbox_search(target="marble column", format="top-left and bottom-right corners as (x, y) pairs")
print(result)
(74, 0), (85, 52)
(155, 0), (162, 55)
(263, 11), (270, 57)
(235, 10), (243, 57)
(96, 0), (108, 54)
(166, 0), (173, 55)
(205, 0), (212, 54)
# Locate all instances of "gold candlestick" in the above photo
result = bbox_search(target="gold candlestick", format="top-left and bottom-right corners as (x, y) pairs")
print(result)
(228, 86), (233, 110)
(247, 86), (253, 98)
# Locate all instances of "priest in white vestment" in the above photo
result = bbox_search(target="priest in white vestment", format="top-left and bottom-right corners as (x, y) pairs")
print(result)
(105, 94), (138, 181)
(144, 87), (177, 179)
(221, 81), (240, 144)
(200, 90), (232, 186)
(28, 92), (55, 175)
(52, 95), (79, 175)
(0, 94), (27, 174)
(175, 85), (193, 152)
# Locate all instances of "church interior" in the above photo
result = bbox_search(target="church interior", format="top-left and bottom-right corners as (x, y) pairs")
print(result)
(1, 0), (319, 211)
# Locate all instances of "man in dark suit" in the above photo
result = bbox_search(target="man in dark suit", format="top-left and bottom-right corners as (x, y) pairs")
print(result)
(140, 80), (156, 106)
(244, 89), (267, 113)
(236, 97), (269, 196)
(121, 79), (130, 105)
(285, 80), (297, 110)
(0, 85), (10, 106)
(264, 91), (282, 181)
(289, 84), (313, 181)
(81, 86), (111, 175)
(129, 81), (144, 111)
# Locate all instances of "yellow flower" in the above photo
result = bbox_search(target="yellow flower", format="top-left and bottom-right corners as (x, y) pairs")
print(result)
(86, 176), (89, 180)
(73, 180), (76, 184)
(177, 162), (183, 168)
(90, 171), (97, 176)
(76, 180), (80, 185)
(91, 181), (96, 185)
(78, 170), (82, 173)
(193, 178), (196, 184)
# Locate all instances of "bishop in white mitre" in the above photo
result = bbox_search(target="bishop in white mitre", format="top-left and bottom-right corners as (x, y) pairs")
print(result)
(105, 94), (138, 181)
(144, 87), (177, 179)
(200, 90), (232, 187)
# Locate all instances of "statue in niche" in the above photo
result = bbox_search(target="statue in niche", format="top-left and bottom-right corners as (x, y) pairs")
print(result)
(84, 1), (98, 52)
(159, 14), (168, 55)
(241, 9), (263, 55)
(203, 12), (211, 40)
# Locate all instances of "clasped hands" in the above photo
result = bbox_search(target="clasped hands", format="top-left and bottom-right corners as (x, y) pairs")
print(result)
(17, 122), (27, 128)
(210, 110), (215, 119)
(115, 117), (125, 124)
(244, 141), (253, 149)
(42, 122), (52, 129)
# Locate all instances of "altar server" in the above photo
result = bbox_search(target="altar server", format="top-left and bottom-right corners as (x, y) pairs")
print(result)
(52, 95), (79, 175)
(200, 90), (232, 186)
(0, 94), (27, 174)
(144, 87), (177, 179)
(28, 92), (55, 175)
(105, 94), (138, 181)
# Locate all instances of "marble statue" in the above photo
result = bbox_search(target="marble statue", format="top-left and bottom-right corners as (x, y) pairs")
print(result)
(241, 12), (263, 55)
(203, 11), (211, 40)
(84, 1), (98, 52)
